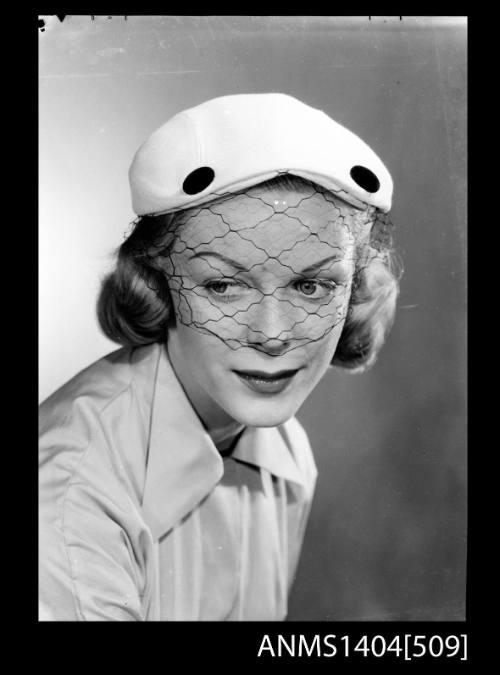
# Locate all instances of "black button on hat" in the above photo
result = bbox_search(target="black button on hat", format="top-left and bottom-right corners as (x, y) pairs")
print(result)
(350, 165), (380, 193)
(183, 167), (215, 195)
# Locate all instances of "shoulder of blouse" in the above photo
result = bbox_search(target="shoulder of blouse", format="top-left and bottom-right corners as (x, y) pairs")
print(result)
(38, 343), (163, 486)
(39, 344), (162, 424)
(39, 344), (166, 621)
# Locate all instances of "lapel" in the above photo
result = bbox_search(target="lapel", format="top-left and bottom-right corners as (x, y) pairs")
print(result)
(141, 346), (224, 541)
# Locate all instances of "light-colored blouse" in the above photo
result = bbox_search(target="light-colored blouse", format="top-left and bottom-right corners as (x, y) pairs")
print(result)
(39, 343), (317, 621)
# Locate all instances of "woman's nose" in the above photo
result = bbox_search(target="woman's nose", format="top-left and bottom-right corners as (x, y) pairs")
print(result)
(244, 293), (295, 354)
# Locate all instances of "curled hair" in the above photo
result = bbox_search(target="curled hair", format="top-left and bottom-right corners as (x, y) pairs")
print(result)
(97, 216), (175, 346)
(97, 176), (401, 371)
(331, 209), (402, 372)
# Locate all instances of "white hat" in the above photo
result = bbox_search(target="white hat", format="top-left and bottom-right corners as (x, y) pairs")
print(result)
(129, 92), (393, 216)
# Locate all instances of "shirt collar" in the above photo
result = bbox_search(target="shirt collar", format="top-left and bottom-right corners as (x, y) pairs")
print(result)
(141, 344), (305, 541)
(231, 426), (305, 486)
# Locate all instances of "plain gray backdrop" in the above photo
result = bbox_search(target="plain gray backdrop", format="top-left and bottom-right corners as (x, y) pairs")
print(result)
(39, 15), (467, 620)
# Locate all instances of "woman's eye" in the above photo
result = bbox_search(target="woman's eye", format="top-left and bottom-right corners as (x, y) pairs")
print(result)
(207, 281), (231, 295)
(205, 280), (245, 298)
(297, 280), (318, 296)
(295, 279), (337, 299)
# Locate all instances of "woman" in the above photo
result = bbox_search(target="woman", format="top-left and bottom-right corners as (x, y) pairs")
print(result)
(39, 93), (400, 621)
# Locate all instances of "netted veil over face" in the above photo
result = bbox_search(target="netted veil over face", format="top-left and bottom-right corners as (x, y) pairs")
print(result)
(123, 174), (392, 358)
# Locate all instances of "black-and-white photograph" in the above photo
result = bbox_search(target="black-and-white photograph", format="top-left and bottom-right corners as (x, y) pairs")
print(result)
(39, 15), (467, 625)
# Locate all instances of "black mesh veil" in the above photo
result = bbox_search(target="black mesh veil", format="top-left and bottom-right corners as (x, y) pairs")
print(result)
(125, 174), (394, 357)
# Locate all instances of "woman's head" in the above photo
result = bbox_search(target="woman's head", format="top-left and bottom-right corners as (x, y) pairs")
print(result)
(98, 173), (400, 427)
(100, 93), (400, 427)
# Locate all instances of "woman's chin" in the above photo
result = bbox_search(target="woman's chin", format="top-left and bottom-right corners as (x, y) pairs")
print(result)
(225, 398), (301, 428)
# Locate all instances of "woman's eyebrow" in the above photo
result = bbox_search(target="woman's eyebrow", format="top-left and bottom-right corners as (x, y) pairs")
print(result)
(299, 255), (347, 275)
(188, 251), (346, 275)
(188, 250), (249, 272)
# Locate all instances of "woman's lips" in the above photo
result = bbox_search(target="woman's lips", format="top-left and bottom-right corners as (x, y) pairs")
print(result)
(233, 368), (300, 395)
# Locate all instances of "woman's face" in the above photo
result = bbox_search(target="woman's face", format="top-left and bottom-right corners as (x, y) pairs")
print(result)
(164, 180), (364, 429)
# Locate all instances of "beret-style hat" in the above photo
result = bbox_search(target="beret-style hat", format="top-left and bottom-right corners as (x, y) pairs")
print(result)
(129, 92), (393, 216)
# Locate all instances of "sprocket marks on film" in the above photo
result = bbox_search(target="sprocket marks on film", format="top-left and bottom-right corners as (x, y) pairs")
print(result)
(130, 176), (394, 356)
